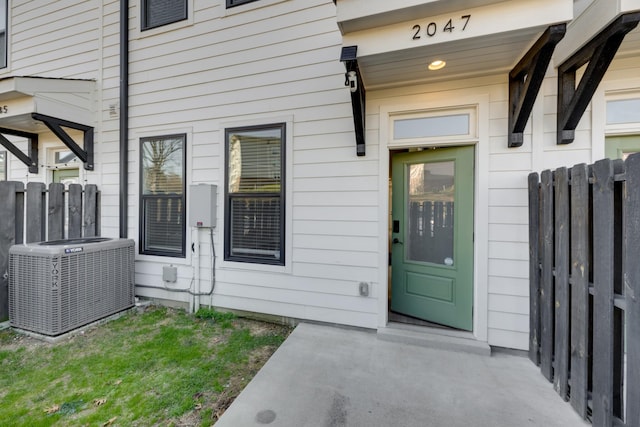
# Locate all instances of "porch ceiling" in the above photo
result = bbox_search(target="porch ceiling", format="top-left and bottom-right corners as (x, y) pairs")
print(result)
(356, 26), (548, 90)
(336, 0), (508, 34)
(0, 77), (96, 173)
(0, 76), (95, 133)
(354, 15), (640, 90)
(339, 0), (573, 90)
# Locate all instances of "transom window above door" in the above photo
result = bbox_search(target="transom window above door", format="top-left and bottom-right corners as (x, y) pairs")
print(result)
(390, 107), (477, 147)
(395, 114), (470, 139)
(607, 98), (640, 125)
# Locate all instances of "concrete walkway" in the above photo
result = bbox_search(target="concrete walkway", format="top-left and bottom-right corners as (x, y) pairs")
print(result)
(216, 322), (589, 427)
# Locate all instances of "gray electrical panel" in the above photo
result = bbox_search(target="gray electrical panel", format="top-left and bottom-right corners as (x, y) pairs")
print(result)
(189, 184), (217, 227)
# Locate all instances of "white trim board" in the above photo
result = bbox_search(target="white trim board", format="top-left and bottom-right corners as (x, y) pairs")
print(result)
(377, 93), (490, 343)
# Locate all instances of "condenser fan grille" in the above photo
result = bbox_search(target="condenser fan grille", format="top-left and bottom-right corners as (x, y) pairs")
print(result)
(9, 238), (135, 336)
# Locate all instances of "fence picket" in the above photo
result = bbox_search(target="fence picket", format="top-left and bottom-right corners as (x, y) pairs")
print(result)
(625, 153), (640, 426)
(68, 184), (82, 239)
(540, 170), (555, 382)
(84, 184), (98, 237)
(554, 167), (570, 400)
(14, 183), (24, 246)
(48, 183), (65, 241)
(612, 160), (624, 422)
(569, 163), (590, 419)
(528, 172), (541, 365)
(26, 182), (46, 243)
(592, 158), (615, 426)
(0, 182), (18, 321)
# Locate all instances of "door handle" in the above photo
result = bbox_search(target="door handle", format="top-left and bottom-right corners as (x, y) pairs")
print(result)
(392, 238), (403, 245)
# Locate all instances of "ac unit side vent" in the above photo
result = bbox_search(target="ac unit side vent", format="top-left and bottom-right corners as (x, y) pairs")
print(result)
(9, 238), (135, 336)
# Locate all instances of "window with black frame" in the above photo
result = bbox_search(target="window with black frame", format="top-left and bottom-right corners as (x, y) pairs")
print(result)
(225, 124), (284, 265)
(226, 0), (259, 9)
(141, 0), (187, 31)
(140, 134), (186, 257)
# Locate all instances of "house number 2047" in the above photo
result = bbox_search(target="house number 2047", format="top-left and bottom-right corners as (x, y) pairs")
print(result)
(412, 15), (471, 40)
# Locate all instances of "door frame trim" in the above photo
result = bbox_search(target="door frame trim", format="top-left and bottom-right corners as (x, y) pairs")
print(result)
(378, 94), (490, 342)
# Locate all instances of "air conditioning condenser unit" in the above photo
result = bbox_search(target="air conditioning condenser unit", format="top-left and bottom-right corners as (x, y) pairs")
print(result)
(9, 237), (135, 336)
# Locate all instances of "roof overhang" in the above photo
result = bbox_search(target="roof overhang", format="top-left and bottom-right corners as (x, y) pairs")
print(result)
(556, 11), (640, 145)
(0, 76), (94, 133)
(0, 77), (96, 173)
(555, 0), (640, 65)
(336, 0), (508, 34)
(338, 0), (573, 90)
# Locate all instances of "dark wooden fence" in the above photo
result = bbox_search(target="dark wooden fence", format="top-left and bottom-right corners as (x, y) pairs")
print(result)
(0, 182), (100, 321)
(529, 153), (640, 426)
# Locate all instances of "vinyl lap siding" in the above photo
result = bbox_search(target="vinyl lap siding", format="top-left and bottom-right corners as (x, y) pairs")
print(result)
(486, 80), (531, 348)
(130, 0), (379, 326)
(10, 1), (100, 77)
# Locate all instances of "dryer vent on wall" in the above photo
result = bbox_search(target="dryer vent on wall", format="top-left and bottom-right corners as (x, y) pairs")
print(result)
(9, 238), (135, 336)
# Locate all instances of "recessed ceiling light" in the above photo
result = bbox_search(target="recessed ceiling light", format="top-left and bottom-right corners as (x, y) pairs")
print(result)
(428, 60), (446, 71)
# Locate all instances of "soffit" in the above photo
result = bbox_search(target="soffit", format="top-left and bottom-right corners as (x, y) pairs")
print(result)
(336, 0), (507, 34)
(0, 76), (95, 133)
(341, 0), (573, 90)
(357, 28), (546, 89)
(555, 0), (640, 63)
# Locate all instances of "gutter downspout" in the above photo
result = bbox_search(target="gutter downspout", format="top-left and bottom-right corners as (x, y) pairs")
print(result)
(119, 0), (129, 238)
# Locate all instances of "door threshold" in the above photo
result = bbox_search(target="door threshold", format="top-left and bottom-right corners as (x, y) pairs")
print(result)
(380, 315), (490, 356)
(388, 310), (451, 329)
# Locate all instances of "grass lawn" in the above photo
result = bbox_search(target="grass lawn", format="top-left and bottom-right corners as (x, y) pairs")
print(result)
(0, 306), (292, 426)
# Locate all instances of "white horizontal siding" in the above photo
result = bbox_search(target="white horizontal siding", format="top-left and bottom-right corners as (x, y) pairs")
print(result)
(10, 1), (100, 76)
(489, 311), (529, 333)
(488, 329), (529, 350)
(488, 277), (529, 298)
(488, 188), (528, 207)
(128, 0), (379, 327)
(293, 190), (379, 206)
(488, 241), (529, 260)
(293, 220), (379, 237)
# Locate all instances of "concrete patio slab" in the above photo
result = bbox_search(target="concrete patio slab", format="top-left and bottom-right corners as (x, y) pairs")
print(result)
(216, 322), (589, 427)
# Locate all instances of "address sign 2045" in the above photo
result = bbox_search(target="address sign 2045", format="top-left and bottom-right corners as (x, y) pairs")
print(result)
(412, 15), (471, 40)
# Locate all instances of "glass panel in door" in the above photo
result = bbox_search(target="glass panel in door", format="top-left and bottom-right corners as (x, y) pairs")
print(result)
(406, 161), (455, 266)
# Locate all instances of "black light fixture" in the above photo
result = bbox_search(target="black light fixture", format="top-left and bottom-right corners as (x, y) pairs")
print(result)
(340, 46), (366, 157)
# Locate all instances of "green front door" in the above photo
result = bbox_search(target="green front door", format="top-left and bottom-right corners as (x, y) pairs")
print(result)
(391, 146), (474, 331)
